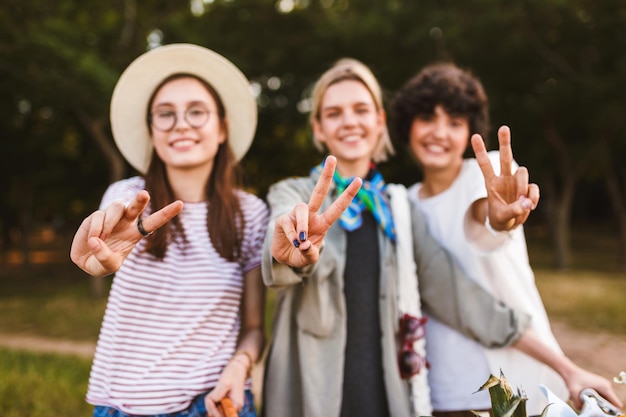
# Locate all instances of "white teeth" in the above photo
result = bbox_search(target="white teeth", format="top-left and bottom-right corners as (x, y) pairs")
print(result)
(425, 143), (445, 153)
(171, 139), (196, 148)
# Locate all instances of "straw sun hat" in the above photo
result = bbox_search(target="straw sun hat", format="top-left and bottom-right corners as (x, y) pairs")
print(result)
(110, 43), (257, 174)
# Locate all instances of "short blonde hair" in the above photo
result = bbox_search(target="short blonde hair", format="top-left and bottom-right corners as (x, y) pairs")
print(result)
(308, 58), (394, 163)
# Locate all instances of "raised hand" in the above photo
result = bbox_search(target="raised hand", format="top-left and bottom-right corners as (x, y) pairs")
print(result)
(70, 190), (184, 277)
(471, 125), (540, 232)
(271, 156), (362, 268)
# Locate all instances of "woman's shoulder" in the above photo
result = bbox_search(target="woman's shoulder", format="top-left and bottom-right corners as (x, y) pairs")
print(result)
(100, 176), (145, 209)
(235, 189), (269, 222)
(107, 176), (145, 192)
(268, 176), (315, 195)
(235, 189), (267, 208)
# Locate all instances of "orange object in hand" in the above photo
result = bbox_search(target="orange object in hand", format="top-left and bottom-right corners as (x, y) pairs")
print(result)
(217, 397), (238, 417)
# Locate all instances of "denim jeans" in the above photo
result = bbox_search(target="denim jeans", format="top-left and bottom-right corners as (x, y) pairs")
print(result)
(93, 390), (257, 417)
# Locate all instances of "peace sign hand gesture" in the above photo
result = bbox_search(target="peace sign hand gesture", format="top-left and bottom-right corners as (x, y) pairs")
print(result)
(471, 125), (540, 232)
(70, 190), (184, 277)
(271, 156), (362, 268)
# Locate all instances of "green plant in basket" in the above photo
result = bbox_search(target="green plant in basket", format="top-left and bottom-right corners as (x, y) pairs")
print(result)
(473, 371), (625, 417)
(475, 371), (541, 417)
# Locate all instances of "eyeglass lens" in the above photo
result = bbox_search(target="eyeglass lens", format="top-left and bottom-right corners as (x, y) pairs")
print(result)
(150, 105), (211, 132)
(399, 347), (427, 378)
(400, 314), (427, 341)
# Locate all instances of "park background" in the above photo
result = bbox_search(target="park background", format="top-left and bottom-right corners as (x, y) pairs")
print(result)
(1, 0), (625, 416)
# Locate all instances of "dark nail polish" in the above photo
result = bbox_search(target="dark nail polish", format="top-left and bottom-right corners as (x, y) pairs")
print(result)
(293, 239), (300, 248)
(299, 232), (306, 242)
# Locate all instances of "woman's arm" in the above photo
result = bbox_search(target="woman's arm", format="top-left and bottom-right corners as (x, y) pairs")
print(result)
(236, 267), (266, 366)
(206, 267), (265, 414)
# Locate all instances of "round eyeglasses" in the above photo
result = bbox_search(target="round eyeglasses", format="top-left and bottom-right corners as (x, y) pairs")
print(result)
(149, 105), (212, 132)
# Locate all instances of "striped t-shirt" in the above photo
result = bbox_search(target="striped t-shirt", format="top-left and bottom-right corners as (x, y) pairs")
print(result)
(86, 177), (269, 415)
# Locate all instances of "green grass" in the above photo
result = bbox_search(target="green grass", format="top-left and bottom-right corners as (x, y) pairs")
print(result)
(0, 263), (109, 341)
(534, 269), (626, 334)
(0, 348), (92, 417)
(523, 222), (626, 334)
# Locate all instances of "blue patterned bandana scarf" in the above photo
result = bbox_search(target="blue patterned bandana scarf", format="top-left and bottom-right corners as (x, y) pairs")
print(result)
(312, 161), (397, 243)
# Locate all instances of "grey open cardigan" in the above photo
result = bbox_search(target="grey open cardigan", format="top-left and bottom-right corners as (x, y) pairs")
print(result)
(261, 171), (530, 417)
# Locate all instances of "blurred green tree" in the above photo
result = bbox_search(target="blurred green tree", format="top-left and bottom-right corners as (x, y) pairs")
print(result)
(2, 0), (626, 270)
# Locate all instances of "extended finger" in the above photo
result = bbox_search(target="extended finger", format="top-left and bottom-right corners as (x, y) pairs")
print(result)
(309, 156), (337, 214)
(320, 176), (362, 227)
(498, 126), (513, 177)
(471, 134), (496, 182)
(124, 190), (152, 220)
(140, 200), (184, 236)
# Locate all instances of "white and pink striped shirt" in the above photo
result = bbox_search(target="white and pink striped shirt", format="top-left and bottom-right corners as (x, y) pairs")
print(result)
(86, 177), (268, 415)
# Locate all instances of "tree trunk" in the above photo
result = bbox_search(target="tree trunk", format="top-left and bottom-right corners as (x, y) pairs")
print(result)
(602, 163), (626, 270)
(541, 121), (592, 270)
(74, 110), (126, 184)
(20, 180), (33, 269)
(543, 177), (575, 269)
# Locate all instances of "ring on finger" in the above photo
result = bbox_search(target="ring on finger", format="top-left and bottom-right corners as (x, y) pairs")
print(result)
(137, 218), (154, 237)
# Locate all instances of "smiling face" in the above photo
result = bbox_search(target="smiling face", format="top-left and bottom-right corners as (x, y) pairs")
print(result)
(312, 79), (386, 176)
(149, 76), (226, 174)
(409, 104), (470, 175)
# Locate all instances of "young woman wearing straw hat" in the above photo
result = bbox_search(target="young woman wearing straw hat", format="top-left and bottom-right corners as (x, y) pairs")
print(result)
(70, 44), (266, 417)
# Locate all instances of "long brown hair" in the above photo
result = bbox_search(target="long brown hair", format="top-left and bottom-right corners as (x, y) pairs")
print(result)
(143, 73), (244, 261)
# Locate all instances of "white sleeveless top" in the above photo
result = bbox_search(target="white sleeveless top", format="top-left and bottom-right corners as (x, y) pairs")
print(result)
(409, 152), (568, 415)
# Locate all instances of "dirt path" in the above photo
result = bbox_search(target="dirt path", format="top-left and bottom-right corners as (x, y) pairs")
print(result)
(1, 321), (625, 406)
(0, 332), (96, 358)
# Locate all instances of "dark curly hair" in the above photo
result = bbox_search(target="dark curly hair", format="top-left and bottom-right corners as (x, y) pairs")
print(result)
(390, 63), (490, 152)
